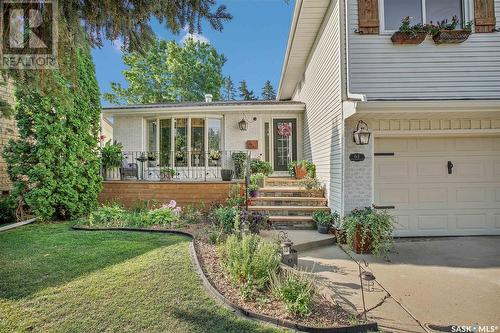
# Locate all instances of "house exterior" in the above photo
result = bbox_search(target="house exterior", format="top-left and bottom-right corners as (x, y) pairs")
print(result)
(278, 0), (500, 236)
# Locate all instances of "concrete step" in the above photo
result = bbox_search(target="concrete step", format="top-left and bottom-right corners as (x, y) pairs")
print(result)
(250, 196), (327, 207)
(249, 205), (330, 217)
(267, 215), (316, 230)
(259, 187), (324, 198)
(261, 229), (336, 251)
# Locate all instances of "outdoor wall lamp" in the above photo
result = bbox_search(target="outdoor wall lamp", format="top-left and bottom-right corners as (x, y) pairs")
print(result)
(238, 116), (257, 131)
(353, 120), (371, 145)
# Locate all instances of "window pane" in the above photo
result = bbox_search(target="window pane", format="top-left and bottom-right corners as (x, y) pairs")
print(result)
(147, 120), (157, 152)
(384, 0), (422, 30)
(174, 118), (187, 167)
(426, 0), (462, 26)
(191, 118), (205, 167)
(159, 119), (171, 167)
(208, 119), (221, 151)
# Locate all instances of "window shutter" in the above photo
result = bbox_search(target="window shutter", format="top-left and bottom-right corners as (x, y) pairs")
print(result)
(358, 0), (379, 34)
(474, 0), (496, 33)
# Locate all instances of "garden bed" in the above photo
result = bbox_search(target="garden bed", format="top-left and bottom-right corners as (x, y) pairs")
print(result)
(195, 240), (367, 330)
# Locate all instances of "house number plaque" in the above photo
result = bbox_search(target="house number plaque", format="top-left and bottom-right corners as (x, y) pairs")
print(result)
(349, 153), (365, 162)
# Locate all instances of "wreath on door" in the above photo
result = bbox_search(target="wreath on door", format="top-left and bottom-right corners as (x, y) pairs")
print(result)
(277, 123), (292, 137)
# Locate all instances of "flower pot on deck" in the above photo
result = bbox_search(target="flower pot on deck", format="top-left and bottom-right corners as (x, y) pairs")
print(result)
(352, 224), (372, 254)
(294, 165), (307, 179)
(105, 167), (120, 180)
(221, 169), (233, 181)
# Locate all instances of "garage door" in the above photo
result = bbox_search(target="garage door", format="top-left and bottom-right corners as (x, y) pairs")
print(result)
(374, 136), (500, 237)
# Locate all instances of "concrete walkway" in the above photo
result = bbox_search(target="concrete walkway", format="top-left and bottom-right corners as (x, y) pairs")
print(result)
(298, 237), (500, 333)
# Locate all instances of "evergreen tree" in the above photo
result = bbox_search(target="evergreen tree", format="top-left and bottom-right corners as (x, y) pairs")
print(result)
(238, 80), (257, 101)
(221, 76), (237, 101)
(261, 80), (276, 100)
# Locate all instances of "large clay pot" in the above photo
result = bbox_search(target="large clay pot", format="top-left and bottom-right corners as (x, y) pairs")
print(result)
(294, 165), (307, 179)
(105, 167), (120, 180)
(352, 224), (372, 254)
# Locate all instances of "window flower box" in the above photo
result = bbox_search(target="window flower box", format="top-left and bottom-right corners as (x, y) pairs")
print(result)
(432, 29), (471, 44)
(391, 31), (427, 44)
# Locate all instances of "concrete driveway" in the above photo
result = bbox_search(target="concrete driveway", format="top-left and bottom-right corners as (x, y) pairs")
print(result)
(299, 237), (500, 333)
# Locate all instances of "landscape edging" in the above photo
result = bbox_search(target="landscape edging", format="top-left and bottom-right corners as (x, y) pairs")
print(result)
(71, 225), (378, 333)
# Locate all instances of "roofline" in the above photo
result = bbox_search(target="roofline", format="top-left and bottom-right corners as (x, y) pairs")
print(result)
(277, 0), (303, 100)
(354, 99), (500, 113)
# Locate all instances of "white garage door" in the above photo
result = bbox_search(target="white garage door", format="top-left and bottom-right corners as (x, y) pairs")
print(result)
(374, 136), (500, 237)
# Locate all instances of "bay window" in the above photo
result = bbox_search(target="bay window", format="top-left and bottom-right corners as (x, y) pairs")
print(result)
(382, 0), (464, 31)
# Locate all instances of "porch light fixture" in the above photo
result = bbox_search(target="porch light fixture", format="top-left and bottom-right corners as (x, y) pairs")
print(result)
(279, 231), (298, 267)
(353, 120), (371, 145)
(238, 118), (248, 131)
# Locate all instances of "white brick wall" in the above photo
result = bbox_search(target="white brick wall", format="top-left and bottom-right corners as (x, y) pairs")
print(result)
(343, 119), (373, 214)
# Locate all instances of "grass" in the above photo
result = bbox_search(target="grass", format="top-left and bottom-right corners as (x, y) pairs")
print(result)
(0, 222), (285, 333)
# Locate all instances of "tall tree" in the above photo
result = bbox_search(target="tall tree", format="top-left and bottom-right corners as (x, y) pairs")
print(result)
(104, 38), (226, 104)
(221, 76), (237, 101)
(238, 80), (257, 101)
(261, 80), (276, 100)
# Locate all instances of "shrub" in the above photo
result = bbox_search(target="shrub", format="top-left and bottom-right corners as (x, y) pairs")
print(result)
(224, 184), (245, 208)
(88, 204), (126, 226)
(239, 209), (268, 234)
(312, 210), (333, 226)
(214, 206), (238, 233)
(232, 152), (248, 179)
(218, 234), (280, 299)
(147, 200), (181, 226)
(180, 204), (205, 225)
(270, 269), (316, 318)
(0, 196), (16, 224)
(250, 159), (272, 176)
(299, 177), (322, 190)
(250, 172), (265, 189)
(101, 140), (123, 169)
(343, 207), (394, 257)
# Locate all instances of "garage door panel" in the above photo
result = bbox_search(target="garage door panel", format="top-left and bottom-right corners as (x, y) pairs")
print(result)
(375, 136), (500, 237)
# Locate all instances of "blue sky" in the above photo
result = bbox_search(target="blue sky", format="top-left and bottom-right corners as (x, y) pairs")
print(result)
(91, 0), (295, 106)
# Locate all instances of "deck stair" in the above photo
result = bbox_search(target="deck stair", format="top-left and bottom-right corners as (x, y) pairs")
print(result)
(249, 177), (330, 230)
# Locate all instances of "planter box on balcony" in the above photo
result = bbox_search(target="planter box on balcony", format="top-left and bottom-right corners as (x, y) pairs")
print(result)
(432, 30), (470, 44)
(391, 31), (427, 44)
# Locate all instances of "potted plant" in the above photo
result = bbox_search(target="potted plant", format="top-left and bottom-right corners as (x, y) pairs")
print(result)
(312, 210), (333, 234)
(101, 141), (123, 180)
(342, 207), (394, 257)
(289, 160), (316, 180)
(209, 149), (222, 161)
(391, 16), (428, 44)
(160, 167), (175, 181)
(248, 183), (260, 198)
(221, 169), (233, 181)
(429, 16), (472, 44)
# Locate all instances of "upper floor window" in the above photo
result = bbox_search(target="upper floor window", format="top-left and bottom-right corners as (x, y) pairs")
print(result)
(382, 0), (464, 31)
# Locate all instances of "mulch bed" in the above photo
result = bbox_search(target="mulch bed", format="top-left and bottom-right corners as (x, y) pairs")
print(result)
(195, 240), (352, 328)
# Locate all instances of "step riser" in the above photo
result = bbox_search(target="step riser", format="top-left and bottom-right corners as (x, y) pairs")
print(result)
(251, 199), (327, 207)
(265, 180), (302, 187)
(252, 209), (322, 217)
(271, 223), (316, 230)
(259, 190), (323, 198)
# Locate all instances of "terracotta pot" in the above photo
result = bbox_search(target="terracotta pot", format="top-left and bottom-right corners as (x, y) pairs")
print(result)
(294, 165), (307, 179)
(391, 31), (427, 44)
(432, 30), (470, 44)
(352, 224), (372, 254)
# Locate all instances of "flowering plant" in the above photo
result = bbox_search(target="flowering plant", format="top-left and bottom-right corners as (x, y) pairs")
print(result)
(209, 149), (222, 160)
(277, 123), (292, 137)
(148, 200), (181, 225)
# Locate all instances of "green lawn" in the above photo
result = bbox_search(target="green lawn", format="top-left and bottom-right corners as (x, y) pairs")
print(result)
(0, 223), (284, 333)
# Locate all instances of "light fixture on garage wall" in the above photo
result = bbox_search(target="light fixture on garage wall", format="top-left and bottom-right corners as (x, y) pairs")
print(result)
(353, 120), (371, 145)
(238, 115), (257, 131)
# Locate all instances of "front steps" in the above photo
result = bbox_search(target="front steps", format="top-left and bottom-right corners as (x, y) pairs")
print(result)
(249, 177), (330, 230)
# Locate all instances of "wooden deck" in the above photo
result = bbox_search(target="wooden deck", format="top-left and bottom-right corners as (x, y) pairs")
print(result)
(99, 180), (244, 208)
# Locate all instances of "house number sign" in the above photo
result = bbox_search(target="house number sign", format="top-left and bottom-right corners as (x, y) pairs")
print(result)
(349, 153), (365, 162)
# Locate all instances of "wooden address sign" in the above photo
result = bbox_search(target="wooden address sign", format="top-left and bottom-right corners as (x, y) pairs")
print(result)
(246, 140), (258, 150)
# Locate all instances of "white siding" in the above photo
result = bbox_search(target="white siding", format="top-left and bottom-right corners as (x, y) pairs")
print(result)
(292, 0), (344, 213)
(348, 0), (500, 100)
(113, 116), (144, 151)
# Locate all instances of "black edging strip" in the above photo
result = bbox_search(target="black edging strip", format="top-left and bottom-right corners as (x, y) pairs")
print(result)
(71, 225), (378, 333)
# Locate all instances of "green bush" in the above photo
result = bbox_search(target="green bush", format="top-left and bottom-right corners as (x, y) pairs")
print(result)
(214, 206), (238, 233)
(288, 160), (316, 178)
(180, 204), (205, 224)
(270, 269), (316, 318)
(218, 234), (280, 299)
(343, 207), (394, 257)
(250, 159), (272, 176)
(101, 141), (123, 169)
(299, 176), (322, 190)
(147, 200), (181, 226)
(88, 204), (126, 226)
(232, 152), (248, 179)
(0, 196), (16, 224)
(250, 172), (265, 190)
(312, 210), (334, 226)
(224, 184), (245, 208)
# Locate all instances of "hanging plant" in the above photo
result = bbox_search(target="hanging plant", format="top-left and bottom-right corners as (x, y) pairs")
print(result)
(391, 17), (428, 45)
(429, 16), (472, 44)
(277, 123), (292, 137)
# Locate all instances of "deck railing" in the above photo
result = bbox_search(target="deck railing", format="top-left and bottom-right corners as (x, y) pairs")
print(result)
(112, 150), (250, 181)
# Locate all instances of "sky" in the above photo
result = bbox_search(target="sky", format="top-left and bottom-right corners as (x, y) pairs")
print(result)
(91, 0), (295, 106)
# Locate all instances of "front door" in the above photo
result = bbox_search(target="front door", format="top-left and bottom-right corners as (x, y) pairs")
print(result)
(273, 119), (297, 171)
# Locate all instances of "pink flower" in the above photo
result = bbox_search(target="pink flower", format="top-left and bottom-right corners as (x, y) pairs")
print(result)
(167, 200), (177, 208)
(174, 207), (181, 214)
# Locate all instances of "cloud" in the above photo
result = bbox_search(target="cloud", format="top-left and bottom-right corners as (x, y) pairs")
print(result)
(181, 27), (210, 44)
(111, 38), (124, 52)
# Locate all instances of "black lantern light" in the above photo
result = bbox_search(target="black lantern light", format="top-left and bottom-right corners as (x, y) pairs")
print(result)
(353, 120), (371, 145)
(279, 231), (298, 267)
(238, 118), (248, 131)
(361, 271), (376, 292)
